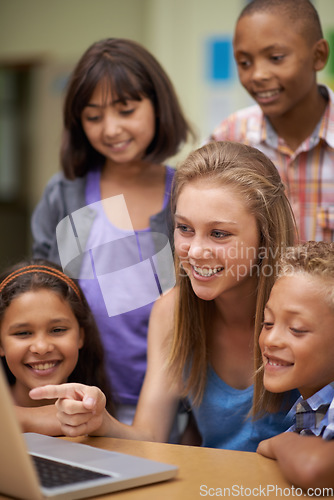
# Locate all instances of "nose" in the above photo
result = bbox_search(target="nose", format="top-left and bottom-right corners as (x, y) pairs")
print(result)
(260, 324), (285, 350)
(103, 112), (121, 138)
(251, 60), (271, 82)
(187, 236), (213, 261)
(29, 334), (54, 355)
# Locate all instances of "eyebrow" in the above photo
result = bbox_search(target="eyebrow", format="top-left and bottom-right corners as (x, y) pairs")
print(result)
(264, 304), (303, 316)
(7, 322), (31, 330)
(174, 213), (237, 226)
(235, 42), (287, 54)
(8, 318), (72, 329)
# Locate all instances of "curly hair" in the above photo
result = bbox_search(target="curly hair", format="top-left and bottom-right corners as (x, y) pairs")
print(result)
(253, 241), (334, 415)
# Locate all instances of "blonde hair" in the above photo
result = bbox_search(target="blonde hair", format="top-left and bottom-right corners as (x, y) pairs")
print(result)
(168, 141), (297, 405)
(254, 241), (334, 415)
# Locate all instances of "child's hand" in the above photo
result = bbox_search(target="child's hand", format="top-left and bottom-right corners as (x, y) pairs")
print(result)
(257, 432), (298, 460)
(256, 436), (276, 458)
(257, 433), (334, 489)
(29, 383), (106, 437)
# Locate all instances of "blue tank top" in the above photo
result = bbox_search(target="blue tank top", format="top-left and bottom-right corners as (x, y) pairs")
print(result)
(191, 366), (298, 451)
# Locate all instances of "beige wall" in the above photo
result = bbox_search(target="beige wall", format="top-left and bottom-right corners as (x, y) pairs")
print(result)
(0, 0), (150, 208)
(0, 0), (147, 60)
(0, 0), (334, 220)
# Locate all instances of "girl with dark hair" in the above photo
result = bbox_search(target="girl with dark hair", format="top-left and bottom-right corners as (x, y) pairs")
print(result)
(31, 38), (193, 425)
(0, 259), (114, 435)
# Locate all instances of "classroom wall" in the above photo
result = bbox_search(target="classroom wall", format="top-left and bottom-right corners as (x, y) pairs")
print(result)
(0, 0), (333, 267)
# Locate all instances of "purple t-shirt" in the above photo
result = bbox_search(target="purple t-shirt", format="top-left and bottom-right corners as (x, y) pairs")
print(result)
(78, 166), (174, 406)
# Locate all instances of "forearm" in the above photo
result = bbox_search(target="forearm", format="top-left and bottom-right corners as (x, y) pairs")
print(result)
(257, 433), (334, 490)
(89, 409), (161, 442)
(15, 405), (62, 436)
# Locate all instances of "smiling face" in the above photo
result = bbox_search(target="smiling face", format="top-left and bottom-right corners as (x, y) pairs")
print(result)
(81, 81), (156, 166)
(0, 289), (84, 406)
(233, 11), (320, 120)
(174, 179), (260, 302)
(260, 274), (334, 399)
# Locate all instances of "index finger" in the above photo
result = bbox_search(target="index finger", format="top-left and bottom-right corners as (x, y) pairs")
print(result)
(29, 383), (90, 401)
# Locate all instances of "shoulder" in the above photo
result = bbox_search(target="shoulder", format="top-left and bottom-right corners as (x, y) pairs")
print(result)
(209, 104), (262, 142)
(40, 172), (88, 209)
(150, 287), (178, 321)
(46, 172), (87, 191)
(149, 288), (178, 342)
(41, 172), (86, 194)
(215, 104), (262, 125)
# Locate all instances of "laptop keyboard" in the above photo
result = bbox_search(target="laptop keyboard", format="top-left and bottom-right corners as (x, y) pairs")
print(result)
(31, 454), (111, 488)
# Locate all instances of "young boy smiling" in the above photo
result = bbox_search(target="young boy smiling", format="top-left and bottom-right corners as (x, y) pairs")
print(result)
(209, 0), (334, 242)
(256, 241), (334, 489)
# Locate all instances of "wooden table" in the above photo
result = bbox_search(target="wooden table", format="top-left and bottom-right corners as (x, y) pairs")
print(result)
(0, 436), (304, 499)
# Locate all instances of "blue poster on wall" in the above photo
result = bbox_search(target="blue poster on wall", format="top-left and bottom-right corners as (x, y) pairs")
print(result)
(207, 36), (235, 83)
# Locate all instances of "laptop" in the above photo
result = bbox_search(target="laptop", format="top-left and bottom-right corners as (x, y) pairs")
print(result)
(0, 364), (178, 500)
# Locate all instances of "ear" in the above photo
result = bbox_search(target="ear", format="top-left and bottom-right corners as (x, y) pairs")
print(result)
(313, 39), (329, 71)
(0, 345), (5, 357)
(78, 327), (85, 349)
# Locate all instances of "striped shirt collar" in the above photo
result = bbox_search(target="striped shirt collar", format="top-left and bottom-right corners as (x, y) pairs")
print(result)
(257, 85), (334, 153)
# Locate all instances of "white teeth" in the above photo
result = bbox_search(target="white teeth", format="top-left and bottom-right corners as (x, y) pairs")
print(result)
(30, 362), (57, 371)
(268, 360), (281, 366)
(111, 140), (129, 148)
(193, 266), (223, 277)
(256, 89), (280, 98)
(267, 359), (290, 367)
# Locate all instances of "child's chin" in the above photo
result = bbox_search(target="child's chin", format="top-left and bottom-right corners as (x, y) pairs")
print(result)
(263, 380), (286, 394)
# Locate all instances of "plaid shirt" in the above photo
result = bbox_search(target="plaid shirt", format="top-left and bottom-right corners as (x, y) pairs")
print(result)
(286, 382), (334, 440)
(209, 85), (334, 242)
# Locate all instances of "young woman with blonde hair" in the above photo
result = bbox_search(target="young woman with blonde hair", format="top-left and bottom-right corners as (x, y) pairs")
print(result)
(31, 141), (298, 451)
